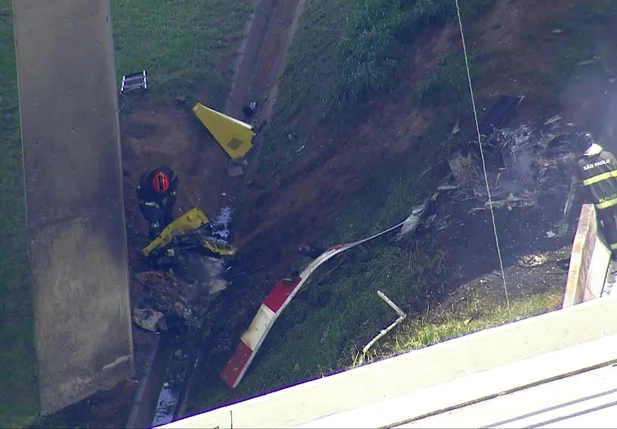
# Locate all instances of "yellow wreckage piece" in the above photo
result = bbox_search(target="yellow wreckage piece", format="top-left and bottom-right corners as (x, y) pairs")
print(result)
(192, 102), (255, 159)
(142, 207), (210, 257)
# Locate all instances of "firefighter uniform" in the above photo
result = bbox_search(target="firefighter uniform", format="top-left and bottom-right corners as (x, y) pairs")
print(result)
(578, 143), (617, 251)
(137, 165), (179, 241)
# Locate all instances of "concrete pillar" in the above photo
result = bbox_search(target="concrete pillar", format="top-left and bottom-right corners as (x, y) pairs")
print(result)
(12, 0), (134, 415)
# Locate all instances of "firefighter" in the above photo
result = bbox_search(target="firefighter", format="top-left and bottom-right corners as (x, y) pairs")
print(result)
(137, 165), (179, 241)
(577, 133), (617, 255)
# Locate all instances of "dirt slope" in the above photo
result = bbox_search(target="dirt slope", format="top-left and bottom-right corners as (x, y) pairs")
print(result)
(191, 0), (617, 363)
(233, 0), (617, 282)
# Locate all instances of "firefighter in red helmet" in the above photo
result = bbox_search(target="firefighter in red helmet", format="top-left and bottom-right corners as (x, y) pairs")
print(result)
(137, 165), (179, 240)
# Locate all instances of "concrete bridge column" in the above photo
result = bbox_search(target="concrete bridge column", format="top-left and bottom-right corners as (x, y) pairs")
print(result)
(12, 0), (134, 415)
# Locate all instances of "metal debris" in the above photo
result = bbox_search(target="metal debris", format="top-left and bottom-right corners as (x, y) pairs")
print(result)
(437, 184), (458, 191)
(577, 58), (598, 66)
(133, 308), (166, 332)
(226, 164), (245, 177)
(544, 115), (561, 126)
(451, 119), (461, 135)
(471, 192), (537, 212)
(395, 203), (428, 240)
(448, 149), (479, 184)
(243, 101), (258, 118)
(361, 291), (406, 357)
(518, 254), (548, 268)
(479, 95), (524, 136)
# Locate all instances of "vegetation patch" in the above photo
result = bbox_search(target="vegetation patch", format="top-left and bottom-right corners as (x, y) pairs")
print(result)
(0, 1), (38, 426)
(113, 0), (252, 108)
(324, 0), (456, 114)
(258, 0), (497, 174)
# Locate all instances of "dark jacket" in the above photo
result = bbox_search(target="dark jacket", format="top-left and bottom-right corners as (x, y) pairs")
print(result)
(578, 144), (617, 210)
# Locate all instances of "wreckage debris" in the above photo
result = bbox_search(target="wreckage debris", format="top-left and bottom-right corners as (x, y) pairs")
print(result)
(479, 95), (524, 136)
(132, 265), (227, 334)
(220, 193), (457, 388)
(361, 291), (407, 361)
(517, 254), (548, 268)
(133, 308), (166, 333)
(448, 148), (479, 184)
(243, 101), (258, 118)
(226, 164), (245, 177)
(193, 102), (255, 160)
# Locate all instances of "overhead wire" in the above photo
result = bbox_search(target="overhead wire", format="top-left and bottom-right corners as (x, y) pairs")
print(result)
(454, 0), (510, 309)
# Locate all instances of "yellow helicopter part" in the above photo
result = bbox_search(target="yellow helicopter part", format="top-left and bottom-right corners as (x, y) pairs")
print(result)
(192, 102), (255, 160)
(201, 236), (238, 257)
(142, 207), (210, 257)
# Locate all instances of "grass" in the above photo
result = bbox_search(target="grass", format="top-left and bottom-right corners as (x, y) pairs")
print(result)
(324, 0), (456, 114)
(0, 0), (252, 426)
(257, 0), (497, 174)
(0, 1), (38, 427)
(113, 0), (253, 109)
(189, 238), (563, 412)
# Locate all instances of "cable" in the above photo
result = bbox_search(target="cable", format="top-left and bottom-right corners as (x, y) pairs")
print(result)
(454, 0), (510, 308)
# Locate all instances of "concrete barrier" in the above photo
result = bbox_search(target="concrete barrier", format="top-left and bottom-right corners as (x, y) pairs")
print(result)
(298, 332), (617, 428)
(563, 204), (611, 307)
(13, 0), (134, 414)
(160, 296), (617, 429)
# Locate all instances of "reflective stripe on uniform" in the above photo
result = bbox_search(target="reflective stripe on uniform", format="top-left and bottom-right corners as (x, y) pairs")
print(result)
(583, 170), (617, 186)
(611, 242), (617, 250)
(596, 197), (617, 210)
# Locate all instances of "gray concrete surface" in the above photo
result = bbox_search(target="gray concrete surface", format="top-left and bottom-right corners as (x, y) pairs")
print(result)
(398, 363), (617, 428)
(299, 333), (617, 428)
(160, 297), (617, 429)
(13, 0), (134, 414)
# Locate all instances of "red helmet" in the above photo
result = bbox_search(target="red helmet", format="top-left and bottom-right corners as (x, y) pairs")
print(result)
(152, 171), (170, 193)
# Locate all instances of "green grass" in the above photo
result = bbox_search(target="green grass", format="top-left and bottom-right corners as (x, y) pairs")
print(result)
(0, 0), (252, 426)
(0, 1), (38, 427)
(373, 289), (563, 362)
(324, 0), (456, 114)
(113, 0), (252, 107)
(257, 0), (497, 175)
(256, 0), (354, 173)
